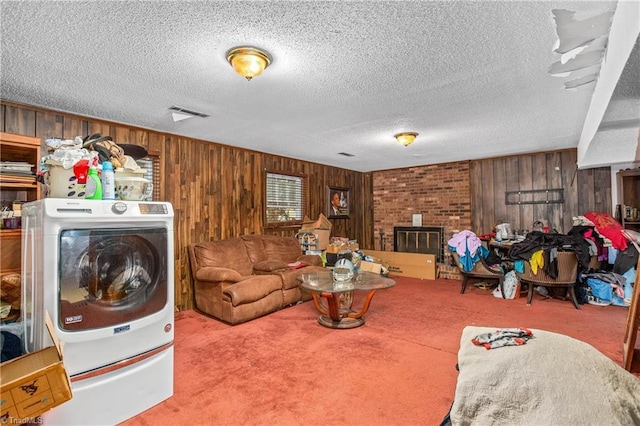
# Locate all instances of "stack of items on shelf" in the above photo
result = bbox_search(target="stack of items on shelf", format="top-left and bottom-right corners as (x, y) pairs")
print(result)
(39, 134), (150, 201)
(0, 161), (32, 229)
(0, 201), (23, 230)
(0, 160), (34, 180)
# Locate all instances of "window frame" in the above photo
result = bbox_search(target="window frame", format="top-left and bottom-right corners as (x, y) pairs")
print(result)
(135, 155), (160, 201)
(264, 170), (307, 227)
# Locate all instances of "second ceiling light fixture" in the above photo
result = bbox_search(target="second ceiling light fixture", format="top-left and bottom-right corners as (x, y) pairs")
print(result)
(394, 132), (419, 147)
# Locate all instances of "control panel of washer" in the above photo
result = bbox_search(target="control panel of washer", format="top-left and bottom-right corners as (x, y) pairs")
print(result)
(111, 202), (128, 215)
(138, 203), (169, 214)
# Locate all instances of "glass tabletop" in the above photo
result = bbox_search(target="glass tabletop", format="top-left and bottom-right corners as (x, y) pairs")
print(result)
(298, 270), (396, 293)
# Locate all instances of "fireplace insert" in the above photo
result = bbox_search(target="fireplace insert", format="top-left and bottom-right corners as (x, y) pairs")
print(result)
(394, 226), (444, 263)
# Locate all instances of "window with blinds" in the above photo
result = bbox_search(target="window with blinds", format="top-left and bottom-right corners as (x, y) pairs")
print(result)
(265, 171), (306, 225)
(136, 156), (160, 201)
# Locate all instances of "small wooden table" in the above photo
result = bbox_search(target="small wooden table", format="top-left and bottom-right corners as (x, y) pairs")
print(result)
(298, 271), (395, 329)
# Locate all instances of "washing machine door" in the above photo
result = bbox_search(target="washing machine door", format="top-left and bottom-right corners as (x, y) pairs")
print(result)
(58, 227), (168, 330)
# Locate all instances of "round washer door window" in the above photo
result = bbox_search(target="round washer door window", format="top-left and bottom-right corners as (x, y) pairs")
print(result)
(58, 227), (169, 330)
(79, 235), (159, 306)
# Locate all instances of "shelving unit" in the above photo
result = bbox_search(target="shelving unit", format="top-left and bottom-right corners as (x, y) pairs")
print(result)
(0, 132), (42, 273)
(616, 168), (640, 231)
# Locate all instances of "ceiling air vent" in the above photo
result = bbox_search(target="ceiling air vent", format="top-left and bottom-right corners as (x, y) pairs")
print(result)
(338, 152), (355, 157)
(169, 106), (210, 122)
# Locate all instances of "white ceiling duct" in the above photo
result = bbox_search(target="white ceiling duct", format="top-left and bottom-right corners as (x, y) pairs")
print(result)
(577, 0), (640, 169)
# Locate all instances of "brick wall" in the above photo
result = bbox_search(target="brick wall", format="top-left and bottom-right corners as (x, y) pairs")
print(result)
(372, 161), (472, 279)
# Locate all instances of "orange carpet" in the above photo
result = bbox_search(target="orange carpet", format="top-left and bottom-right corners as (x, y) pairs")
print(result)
(121, 276), (639, 426)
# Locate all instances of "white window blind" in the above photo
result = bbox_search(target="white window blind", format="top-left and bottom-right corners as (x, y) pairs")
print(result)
(266, 172), (306, 224)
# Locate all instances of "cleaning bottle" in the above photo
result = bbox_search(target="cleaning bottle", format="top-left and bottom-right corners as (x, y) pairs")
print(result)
(85, 167), (103, 200)
(101, 161), (115, 200)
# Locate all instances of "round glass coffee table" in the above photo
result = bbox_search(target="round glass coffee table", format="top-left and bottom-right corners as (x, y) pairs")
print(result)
(298, 271), (395, 329)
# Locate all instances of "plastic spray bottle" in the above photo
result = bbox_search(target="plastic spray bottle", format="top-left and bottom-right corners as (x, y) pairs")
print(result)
(101, 161), (115, 200)
(85, 167), (103, 200)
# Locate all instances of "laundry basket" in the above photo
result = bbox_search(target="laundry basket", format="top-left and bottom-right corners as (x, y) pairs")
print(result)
(46, 164), (86, 198)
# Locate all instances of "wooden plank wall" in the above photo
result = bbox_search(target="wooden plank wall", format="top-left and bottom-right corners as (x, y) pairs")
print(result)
(2, 100), (611, 311)
(470, 150), (612, 235)
(1, 101), (373, 311)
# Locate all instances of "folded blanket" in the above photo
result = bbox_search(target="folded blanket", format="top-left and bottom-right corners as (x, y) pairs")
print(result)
(450, 326), (640, 425)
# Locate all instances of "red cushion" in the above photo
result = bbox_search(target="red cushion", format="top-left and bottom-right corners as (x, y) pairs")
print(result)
(583, 212), (627, 251)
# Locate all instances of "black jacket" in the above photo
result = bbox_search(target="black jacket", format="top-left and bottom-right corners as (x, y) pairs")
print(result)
(508, 231), (592, 277)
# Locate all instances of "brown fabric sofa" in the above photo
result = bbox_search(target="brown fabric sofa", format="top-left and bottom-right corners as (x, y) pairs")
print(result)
(188, 235), (325, 325)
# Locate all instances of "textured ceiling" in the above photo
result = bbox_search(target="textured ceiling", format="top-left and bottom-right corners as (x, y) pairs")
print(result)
(1, 1), (638, 172)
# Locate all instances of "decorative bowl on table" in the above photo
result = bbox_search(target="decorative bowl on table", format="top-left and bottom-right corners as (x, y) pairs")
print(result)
(300, 272), (320, 286)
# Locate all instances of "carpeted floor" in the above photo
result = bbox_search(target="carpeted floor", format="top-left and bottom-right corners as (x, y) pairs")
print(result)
(121, 276), (639, 426)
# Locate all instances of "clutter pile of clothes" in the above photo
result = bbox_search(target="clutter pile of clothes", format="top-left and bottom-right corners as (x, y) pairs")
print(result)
(449, 213), (638, 307)
(507, 212), (638, 307)
(448, 230), (493, 272)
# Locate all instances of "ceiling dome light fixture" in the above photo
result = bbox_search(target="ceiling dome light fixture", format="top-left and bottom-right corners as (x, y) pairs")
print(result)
(226, 46), (272, 81)
(394, 132), (419, 147)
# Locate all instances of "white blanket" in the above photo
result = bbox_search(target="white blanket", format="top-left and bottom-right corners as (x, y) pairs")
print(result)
(450, 326), (640, 426)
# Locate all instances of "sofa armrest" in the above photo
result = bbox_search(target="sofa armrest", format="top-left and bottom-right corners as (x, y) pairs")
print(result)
(297, 254), (322, 267)
(222, 275), (282, 306)
(253, 260), (288, 272)
(196, 267), (243, 283)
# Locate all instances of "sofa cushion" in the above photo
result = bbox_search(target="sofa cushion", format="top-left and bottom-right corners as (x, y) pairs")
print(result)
(192, 238), (254, 276)
(241, 234), (268, 264)
(196, 267), (243, 283)
(261, 235), (303, 262)
(298, 254), (323, 267)
(253, 260), (288, 272)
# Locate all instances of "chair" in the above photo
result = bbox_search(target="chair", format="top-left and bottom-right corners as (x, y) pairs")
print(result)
(451, 251), (505, 297)
(516, 251), (580, 309)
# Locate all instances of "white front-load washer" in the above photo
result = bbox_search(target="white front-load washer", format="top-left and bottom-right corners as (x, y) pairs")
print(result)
(21, 199), (174, 425)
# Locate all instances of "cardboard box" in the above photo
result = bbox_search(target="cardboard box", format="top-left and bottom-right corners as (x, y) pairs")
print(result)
(325, 243), (347, 254)
(299, 214), (332, 250)
(313, 229), (331, 251)
(363, 250), (437, 280)
(359, 260), (382, 274)
(300, 213), (332, 232)
(0, 314), (72, 422)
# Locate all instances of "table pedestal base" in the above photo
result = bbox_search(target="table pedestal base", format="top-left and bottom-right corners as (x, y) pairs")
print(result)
(317, 315), (365, 329)
(310, 289), (379, 329)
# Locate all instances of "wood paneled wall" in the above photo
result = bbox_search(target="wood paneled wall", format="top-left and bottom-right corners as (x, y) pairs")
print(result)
(470, 150), (611, 234)
(1, 101), (612, 311)
(1, 101), (373, 311)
